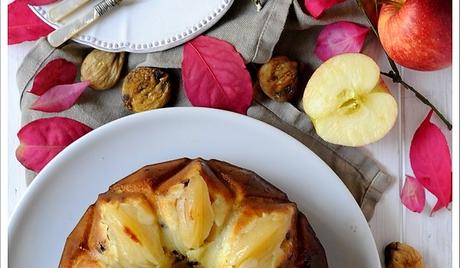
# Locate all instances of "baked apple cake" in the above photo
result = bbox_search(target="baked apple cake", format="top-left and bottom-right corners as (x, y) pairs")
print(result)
(59, 158), (328, 268)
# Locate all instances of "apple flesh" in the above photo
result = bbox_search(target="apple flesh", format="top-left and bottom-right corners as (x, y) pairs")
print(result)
(378, 0), (452, 71)
(303, 53), (398, 147)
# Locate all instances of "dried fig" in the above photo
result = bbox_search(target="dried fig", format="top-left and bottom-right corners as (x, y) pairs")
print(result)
(257, 56), (298, 102)
(385, 242), (424, 268)
(122, 67), (171, 112)
(80, 49), (125, 90)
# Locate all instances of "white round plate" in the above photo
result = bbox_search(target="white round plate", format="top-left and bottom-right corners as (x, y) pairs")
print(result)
(9, 108), (380, 268)
(30, 0), (234, 53)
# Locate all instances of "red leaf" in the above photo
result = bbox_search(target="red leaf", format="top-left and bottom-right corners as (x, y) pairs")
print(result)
(29, 59), (78, 96)
(314, 21), (370, 62)
(16, 117), (93, 173)
(400, 176), (426, 213)
(409, 110), (452, 214)
(31, 81), (90, 112)
(182, 36), (253, 114)
(8, 0), (54, 45)
(304, 0), (345, 18)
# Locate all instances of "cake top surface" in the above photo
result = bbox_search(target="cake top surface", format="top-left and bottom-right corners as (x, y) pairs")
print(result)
(60, 158), (328, 268)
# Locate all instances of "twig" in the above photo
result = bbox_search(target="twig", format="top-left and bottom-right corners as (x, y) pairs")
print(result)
(381, 71), (452, 130)
(355, 0), (452, 130)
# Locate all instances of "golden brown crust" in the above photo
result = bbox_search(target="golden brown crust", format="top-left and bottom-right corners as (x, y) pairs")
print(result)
(60, 158), (328, 267)
(109, 158), (190, 192)
(206, 159), (289, 202)
(296, 213), (329, 267)
(59, 206), (101, 268)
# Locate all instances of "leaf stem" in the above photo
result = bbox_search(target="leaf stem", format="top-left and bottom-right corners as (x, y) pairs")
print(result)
(355, 0), (379, 34)
(355, 0), (452, 130)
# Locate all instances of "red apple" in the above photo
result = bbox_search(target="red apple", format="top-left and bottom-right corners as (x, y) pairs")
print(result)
(378, 0), (452, 71)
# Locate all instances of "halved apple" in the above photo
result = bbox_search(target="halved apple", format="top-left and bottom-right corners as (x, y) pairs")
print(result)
(303, 53), (398, 146)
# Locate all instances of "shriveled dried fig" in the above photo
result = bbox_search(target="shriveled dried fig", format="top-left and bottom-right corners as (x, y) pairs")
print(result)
(80, 49), (125, 90)
(385, 242), (424, 268)
(122, 67), (171, 112)
(257, 56), (298, 102)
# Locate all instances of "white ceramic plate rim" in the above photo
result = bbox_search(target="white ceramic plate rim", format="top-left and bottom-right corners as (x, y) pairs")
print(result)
(29, 0), (234, 53)
(9, 107), (380, 267)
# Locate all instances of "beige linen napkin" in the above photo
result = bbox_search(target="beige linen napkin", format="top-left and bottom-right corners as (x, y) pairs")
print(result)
(17, 0), (392, 220)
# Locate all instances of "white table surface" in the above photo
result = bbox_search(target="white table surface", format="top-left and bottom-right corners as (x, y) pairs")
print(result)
(8, 39), (452, 267)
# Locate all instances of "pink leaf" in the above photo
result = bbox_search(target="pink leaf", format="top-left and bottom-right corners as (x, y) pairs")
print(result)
(314, 21), (370, 62)
(29, 58), (78, 96)
(31, 81), (90, 112)
(182, 36), (253, 114)
(16, 117), (93, 173)
(8, 0), (54, 45)
(304, 0), (345, 18)
(400, 176), (426, 213)
(409, 110), (452, 214)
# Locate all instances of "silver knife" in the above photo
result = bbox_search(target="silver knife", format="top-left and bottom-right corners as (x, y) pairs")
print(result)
(47, 0), (123, 48)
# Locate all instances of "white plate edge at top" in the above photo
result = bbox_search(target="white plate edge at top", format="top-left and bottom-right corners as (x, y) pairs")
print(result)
(29, 0), (234, 53)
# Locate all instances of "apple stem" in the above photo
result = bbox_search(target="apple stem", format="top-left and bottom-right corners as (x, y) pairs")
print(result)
(355, 0), (452, 130)
(381, 71), (452, 130)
